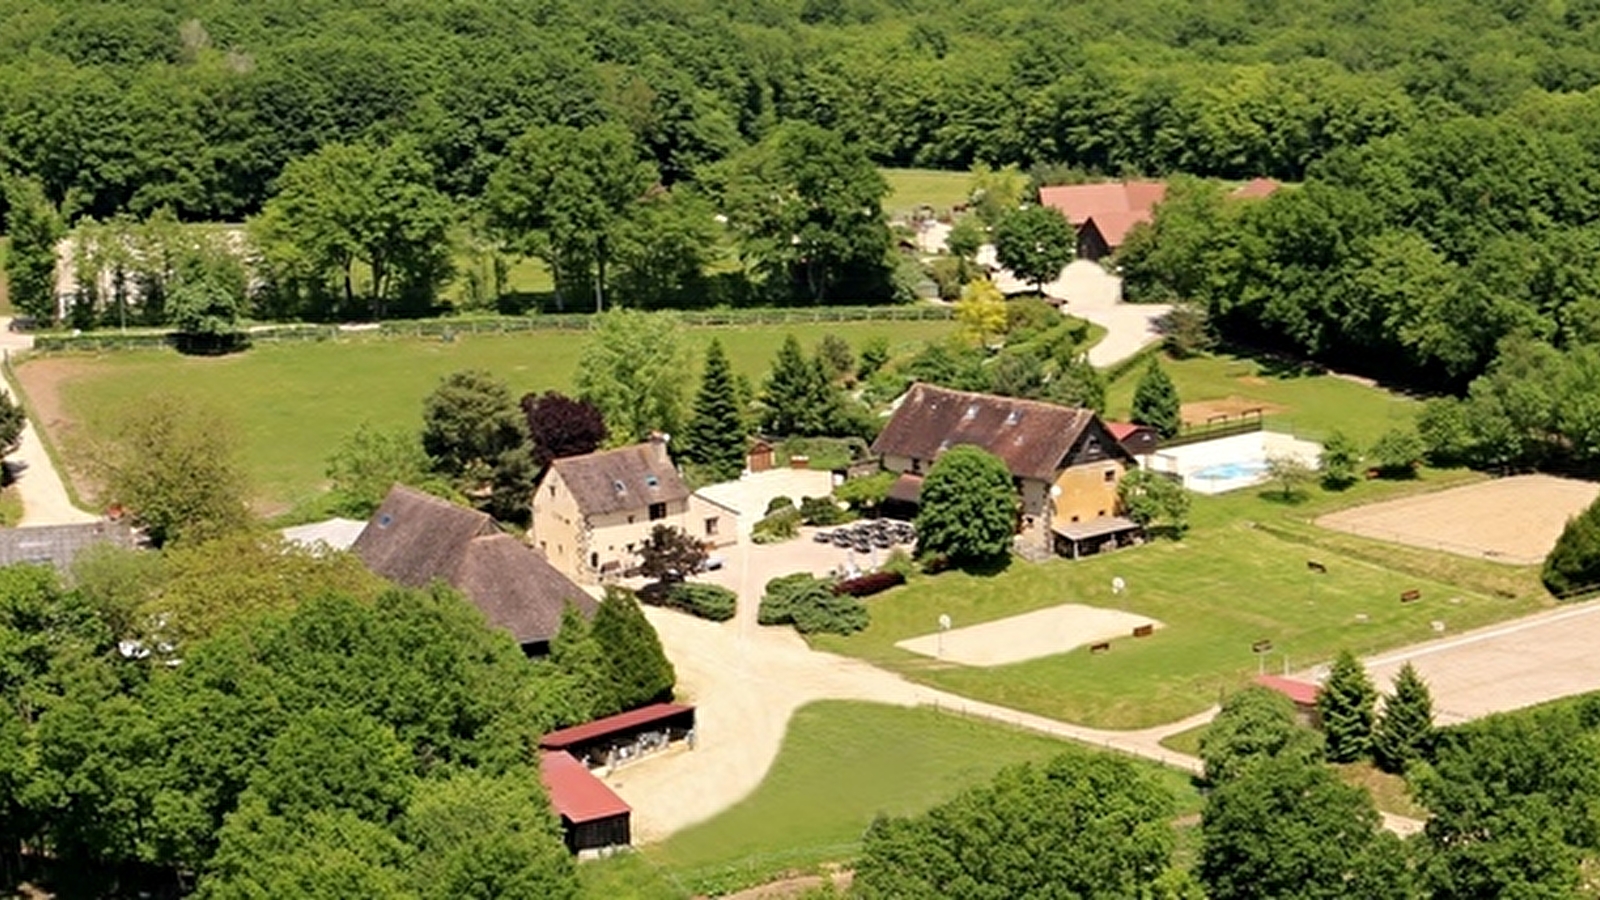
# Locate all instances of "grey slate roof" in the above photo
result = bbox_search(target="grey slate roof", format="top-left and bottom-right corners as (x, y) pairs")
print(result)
(351, 485), (595, 647)
(547, 442), (689, 518)
(0, 521), (139, 572)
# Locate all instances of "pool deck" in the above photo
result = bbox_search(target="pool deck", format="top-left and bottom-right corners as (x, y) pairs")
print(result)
(1145, 431), (1322, 495)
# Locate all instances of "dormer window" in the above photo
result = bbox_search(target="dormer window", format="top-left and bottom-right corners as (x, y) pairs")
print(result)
(938, 439), (950, 452)
(1005, 410), (1021, 425)
(964, 403), (979, 420)
(645, 475), (659, 488)
(613, 480), (626, 494)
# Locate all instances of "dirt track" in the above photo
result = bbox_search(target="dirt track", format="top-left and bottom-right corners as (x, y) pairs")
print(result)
(1315, 475), (1598, 565)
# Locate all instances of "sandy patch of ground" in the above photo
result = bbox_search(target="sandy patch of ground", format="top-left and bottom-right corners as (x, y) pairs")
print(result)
(1315, 475), (1599, 565)
(5, 353), (100, 524)
(10, 357), (97, 498)
(1180, 396), (1287, 425)
(895, 603), (1162, 667)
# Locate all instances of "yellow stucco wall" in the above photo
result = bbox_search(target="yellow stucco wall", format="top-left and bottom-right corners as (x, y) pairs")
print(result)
(531, 468), (588, 582)
(1052, 460), (1126, 524)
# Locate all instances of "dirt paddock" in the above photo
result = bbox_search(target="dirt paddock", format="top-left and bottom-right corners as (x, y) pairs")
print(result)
(895, 604), (1162, 667)
(1315, 475), (1600, 566)
(1180, 395), (1286, 426)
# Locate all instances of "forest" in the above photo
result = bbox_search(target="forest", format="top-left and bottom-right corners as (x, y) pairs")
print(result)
(6, 0), (1600, 328)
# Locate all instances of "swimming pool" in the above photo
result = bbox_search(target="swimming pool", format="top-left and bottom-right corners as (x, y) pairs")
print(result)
(1191, 460), (1270, 481)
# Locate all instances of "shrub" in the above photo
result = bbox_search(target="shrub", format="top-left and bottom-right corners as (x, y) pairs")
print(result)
(759, 572), (868, 634)
(833, 570), (905, 597)
(881, 547), (916, 580)
(799, 495), (849, 526)
(752, 507), (802, 544)
(659, 582), (737, 622)
(1370, 428), (1424, 478)
(1544, 494), (1600, 595)
(835, 472), (895, 515)
(765, 495), (796, 515)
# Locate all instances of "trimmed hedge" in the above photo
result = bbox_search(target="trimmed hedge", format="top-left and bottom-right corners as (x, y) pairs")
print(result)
(758, 572), (868, 635)
(832, 570), (905, 597)
(658, 582), (737, 622)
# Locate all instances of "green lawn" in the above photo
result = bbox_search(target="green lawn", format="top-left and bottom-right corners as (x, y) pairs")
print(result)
(881, 168), (971, 218)
(24, 321), (952, 511)
(642, 701), (1200, 897)
(813, 473), (1551, 729)
(1107, 352), (1420, 447)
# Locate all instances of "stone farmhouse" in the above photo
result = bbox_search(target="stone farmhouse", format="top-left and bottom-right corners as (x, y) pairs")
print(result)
(872, 384), (1142, 559)
(352, 484), (595, 656)
(531, 436), (739, 584)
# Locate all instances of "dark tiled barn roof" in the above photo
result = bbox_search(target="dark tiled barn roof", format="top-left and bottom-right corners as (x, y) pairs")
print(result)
(0, 521), (139, 572)
(548, 442), (688, 517)
(352, 485), (595, 646)
(872, 384), (1097, 482)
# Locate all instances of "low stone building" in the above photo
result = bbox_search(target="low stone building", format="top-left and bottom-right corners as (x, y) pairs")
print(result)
(531, 436), (739, 584)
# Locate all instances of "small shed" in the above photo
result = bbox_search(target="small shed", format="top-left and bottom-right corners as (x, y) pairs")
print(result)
(747, 439), (776, 474)
(539, 702), (697, 770)
(1106, 422), (1160, 458)
(540, 751), (631, 855)
(1255, 674), (1322, 727)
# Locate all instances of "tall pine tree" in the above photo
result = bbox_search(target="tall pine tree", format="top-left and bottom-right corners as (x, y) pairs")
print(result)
(1542, 495), (1600, 595)
(549, 604), (616, 720)
(761, 334), (832, 436)
(590, 587), (675, 711)
(682, 339), (747, 481)
(1317, 649), (1378, 763)
(1131, 358), (1181, 438)
(1373, 662), (1435, 774)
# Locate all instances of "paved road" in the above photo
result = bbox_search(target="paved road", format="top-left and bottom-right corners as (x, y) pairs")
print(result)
(0, 321), (98, 526)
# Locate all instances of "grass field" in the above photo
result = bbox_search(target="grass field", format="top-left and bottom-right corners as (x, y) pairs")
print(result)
(814, 469), (1551, 729)
(882, 168), (971, 217)
(639, 701), (1200, 897)
(1106, 352), (1420, 447)
(20, 321), (953, 511)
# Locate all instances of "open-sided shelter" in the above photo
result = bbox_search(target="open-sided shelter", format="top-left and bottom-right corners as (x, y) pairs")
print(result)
(540, 750), (631, 855)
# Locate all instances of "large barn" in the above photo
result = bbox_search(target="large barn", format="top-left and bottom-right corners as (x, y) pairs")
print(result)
(871, 384), (1142, 559)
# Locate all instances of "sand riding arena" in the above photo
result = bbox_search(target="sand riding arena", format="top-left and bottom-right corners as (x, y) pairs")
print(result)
(896, 604), (1162, 667)
(1314, 475), (1600, 566)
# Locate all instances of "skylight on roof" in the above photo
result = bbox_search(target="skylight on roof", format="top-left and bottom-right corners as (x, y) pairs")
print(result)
(964, 403), (979, 420)
(378, 513), (393, 529)
(645, 475), (659, 487)
(1005, 410), (1021, 425)
(613, 480), (626, 494)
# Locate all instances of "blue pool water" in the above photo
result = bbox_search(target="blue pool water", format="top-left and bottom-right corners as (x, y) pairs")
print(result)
(1192, 460), (1270, 481)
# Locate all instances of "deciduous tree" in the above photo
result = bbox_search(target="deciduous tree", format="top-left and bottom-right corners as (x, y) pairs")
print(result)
(1369, 428), (1424, 478)
(915, 445), (1016, 565)
(1200, 686), (1322, 785)
(1117, 469), (1190, 538)
(1266, 454), (1315, 501)
(857, 751), (1176, 899)
(636, 525), (707, 585)
(326, 424), (440, 519)
(421, 371), (535, 523)
(954, 277), (1006, 346)
(3, 177), (64, 323)
(101, 393), (251, 547)
(1543, 494), (1600, 595)
(1319, 430), (1360, 490)
(993, 205), (1073, 293)
(575, 310), (688, 445)
(520, 391), (608, 471)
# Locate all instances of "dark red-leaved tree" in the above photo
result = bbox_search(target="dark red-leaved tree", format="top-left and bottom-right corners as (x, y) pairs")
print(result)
(521, 391), (608, 469)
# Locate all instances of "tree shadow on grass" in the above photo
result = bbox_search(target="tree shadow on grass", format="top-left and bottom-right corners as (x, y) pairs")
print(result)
(952, 555), (1015, 578)
(1255, 489), (1312, 507)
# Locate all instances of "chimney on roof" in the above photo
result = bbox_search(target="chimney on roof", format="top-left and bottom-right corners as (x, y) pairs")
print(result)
(647, 431), (671, 466)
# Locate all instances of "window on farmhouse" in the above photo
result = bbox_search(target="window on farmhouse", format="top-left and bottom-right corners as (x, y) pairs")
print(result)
(1104, 469), (1116, 483)
(649, 502), (667, 520)
(705, 517), (718, 536)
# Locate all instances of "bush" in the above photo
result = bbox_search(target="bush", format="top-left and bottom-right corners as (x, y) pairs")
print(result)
(659, 582), (737, 622)
(799, 495), (850, 526)
(835, 472), (895, 514)
(1370, 428), (1424, 478)
(928, 257), (967, 301)
(766, 495), (796, 515)
(752, 507), (802, 544)
(832, 570), (905, 597)
(1544, 495), (1600, 595)
(759, 572), (869, 634)
(881, 547), (916, 580)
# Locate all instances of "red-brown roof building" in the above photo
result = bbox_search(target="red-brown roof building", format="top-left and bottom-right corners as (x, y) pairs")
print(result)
(540, 750), (631, 854)
(1105, 421), (1161, 457)
(1039, 181), (1168, 260)
(1255, 674), (1322, 726)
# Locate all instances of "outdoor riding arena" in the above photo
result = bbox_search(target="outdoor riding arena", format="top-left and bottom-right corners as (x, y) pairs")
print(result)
(1314, 475), (1600, 565)
(895, 604), (1161, 667)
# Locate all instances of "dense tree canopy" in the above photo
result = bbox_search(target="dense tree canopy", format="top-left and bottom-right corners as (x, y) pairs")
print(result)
(915, 446), (1017, 565)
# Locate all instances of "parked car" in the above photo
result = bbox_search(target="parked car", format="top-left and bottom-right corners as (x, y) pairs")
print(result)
(813, 530), (833, 543)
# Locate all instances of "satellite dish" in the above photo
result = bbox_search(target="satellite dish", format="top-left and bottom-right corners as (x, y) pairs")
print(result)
(1111, 576), (1126, 595)
(938, 614), (952, 631)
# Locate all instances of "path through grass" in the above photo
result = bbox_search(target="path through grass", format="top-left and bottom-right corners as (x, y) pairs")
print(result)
(21, 320), (952, 510)
(643, 700), (1199, 897)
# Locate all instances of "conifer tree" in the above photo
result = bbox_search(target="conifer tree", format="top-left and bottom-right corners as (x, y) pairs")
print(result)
(3, 176), (64, 323)
(590, 587), (675, 711)
(681, 338), (747, 481)
(762, 334), (832, 435)
(1373, 662), (1435, 774)
(1542, 495), (1600, 595)
(1317, 649), (1378, 763)
(1131, 358), (1181, 438)
(549, 604), (616, 720)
